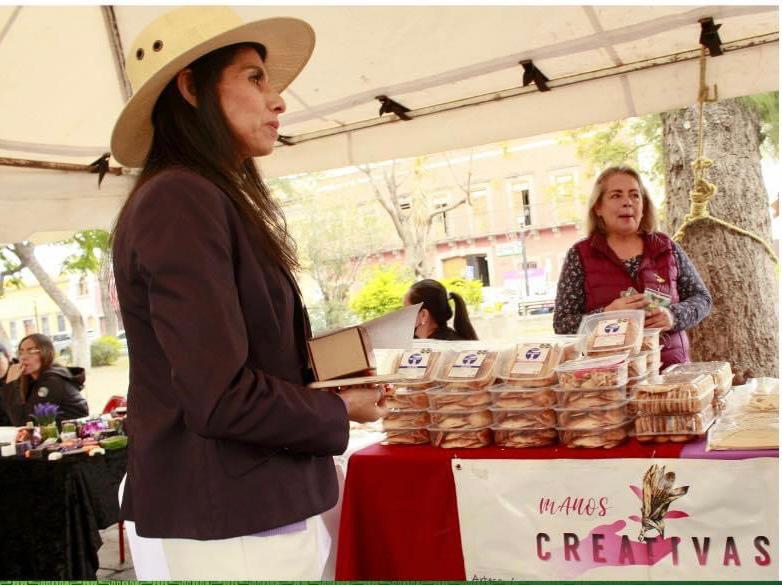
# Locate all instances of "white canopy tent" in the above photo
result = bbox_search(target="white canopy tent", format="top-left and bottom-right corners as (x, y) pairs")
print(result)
(0, 5), (778, 244)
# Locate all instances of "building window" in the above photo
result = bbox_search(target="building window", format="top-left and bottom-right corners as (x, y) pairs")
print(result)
(23, 319), (35, 335)
(432, 192), (451, 238)
(469, 184), (490, 234)
(549, 168), (580, 223)
(9, 321), (17, 342)
(398, 195), (412, 211)
(41, 316), (50, 335)
(57, 314), (66, 332)
(510, 178), (533, 227)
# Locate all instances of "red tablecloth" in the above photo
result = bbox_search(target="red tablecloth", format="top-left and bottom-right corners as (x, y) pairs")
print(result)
(335, 439), (688, 580)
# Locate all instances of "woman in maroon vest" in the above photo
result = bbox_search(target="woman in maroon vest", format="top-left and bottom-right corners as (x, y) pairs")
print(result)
(553, 166), (712, 369)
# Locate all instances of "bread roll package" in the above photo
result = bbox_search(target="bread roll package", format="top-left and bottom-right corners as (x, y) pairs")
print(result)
(578, 310), (644, 355)
(428, 426), (492, 448)
(499, 342), (563, 387)
(435, 350), (499, 389)
(492, 426), (558, 448)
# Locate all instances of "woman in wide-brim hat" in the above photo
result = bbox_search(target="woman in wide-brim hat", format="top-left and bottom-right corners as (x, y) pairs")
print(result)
(110, 7), (386, 579)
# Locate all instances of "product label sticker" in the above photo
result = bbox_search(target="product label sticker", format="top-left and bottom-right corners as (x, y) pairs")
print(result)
(510, 343), (551, 376)
(397, 349), (432, 379)
(593, 318), (629, 348)
(448, 350), (488, 378)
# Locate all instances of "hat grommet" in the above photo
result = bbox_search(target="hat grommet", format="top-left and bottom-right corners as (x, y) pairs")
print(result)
(153, 40), (164, 52)
(136, 48), (144, 60)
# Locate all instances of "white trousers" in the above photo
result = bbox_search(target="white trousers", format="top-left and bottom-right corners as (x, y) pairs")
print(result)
(119, 474), (341, 580)
(161, 515), (332, 580)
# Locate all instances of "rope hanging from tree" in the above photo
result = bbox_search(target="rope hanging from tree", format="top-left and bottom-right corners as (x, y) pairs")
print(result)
(671, 47), (779, 265)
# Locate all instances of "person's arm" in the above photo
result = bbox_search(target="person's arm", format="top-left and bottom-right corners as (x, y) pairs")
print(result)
(130, 173), (350, 456)
(553, 247), (590, 334)
(668, 243), (713, 332)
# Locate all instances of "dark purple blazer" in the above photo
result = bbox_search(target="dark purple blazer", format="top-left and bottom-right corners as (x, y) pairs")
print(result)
(112, 168), (349, 539)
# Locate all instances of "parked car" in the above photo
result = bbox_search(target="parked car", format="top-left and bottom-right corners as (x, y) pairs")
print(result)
(52, 332), (72, 354)
(117, 330), (128, 355)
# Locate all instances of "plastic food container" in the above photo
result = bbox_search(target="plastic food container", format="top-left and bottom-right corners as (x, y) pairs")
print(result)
(489, 406), (557, 429)
(557, 419), (632, 449)
(381, 409), (430, 430)
(428, 425), (493, 448)
(633, 373), (716, 415)
(392, 348), (444, 385)
(489, 384), (557, 409)
(382, 427), (430, 445)
(498, 342), (563, 387)
(434, 350), (500, 389)
(663, 361), (733, 395)
(578, 310), (644, 355)
(553, 384), (627, 408)
(426, 387), (492, 411)
(554, 400), (630, 430)
(641, 328), (662, 352)
(492, 426), (558, 448)
(635, 406), (717, 443)
(428, 408), (493, 429)
(555, 354), (629, 389)
(385, 388), (430, 410)
(627, 351), (649, 378)
(646, 348), (662, 374)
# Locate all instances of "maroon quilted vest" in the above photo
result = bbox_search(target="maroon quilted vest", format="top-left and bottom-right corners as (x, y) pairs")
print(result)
(575, 231), (689, 369)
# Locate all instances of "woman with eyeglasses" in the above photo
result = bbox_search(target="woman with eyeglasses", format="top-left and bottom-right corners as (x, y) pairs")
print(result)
(0, 333), (88, 426)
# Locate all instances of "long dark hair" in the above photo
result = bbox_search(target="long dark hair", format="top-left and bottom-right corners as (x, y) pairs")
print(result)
(17, 333), (56, 402)
(112, 42), (297, 272)
(407, 279), (478, 341)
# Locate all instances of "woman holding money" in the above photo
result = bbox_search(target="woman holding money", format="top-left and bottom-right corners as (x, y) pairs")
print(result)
(553, 166), (712, 368)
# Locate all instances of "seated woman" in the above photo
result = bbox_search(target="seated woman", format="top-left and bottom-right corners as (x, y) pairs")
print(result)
(1, 333), (88, 426)
(403, 279), (479, 341)
(0, 343), (12, 426)
(553, 166), (712, 369)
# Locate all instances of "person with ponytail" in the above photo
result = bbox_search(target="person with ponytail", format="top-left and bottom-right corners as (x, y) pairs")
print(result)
(403, 279), (479, 341)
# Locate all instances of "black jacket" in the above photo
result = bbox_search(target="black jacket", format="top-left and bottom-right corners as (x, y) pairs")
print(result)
(112, 168), (349, 539)
(1, 365), (88, 426)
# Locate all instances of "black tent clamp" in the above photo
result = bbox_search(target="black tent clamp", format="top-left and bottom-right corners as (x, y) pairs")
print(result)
(699, 17), (723, 57)
(376, 95), (412, 120)
(519, 60), (550, 92)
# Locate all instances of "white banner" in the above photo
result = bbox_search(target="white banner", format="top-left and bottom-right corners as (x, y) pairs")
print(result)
(453, 457), (778, 580)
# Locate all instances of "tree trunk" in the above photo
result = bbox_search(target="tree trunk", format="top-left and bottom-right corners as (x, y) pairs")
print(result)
(661, 98), (778, 379)
(99, 264), (119, 337)
(12, 242), (90, 368)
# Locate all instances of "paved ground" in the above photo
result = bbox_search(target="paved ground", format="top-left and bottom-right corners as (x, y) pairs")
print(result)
(97, 524), (136, 580)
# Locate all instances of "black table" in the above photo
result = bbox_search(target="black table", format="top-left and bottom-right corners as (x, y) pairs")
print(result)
(0, 448), (127, 579)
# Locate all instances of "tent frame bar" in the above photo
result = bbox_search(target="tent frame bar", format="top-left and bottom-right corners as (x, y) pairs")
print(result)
(277, 32), (778, 147)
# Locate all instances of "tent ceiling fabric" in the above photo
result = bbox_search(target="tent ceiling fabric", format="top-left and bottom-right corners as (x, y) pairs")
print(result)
(0, 5), (777, 243)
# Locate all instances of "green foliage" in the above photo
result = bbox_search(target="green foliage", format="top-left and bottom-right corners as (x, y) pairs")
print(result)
(91, 335), (122, 367)
(61, 229), (110, 275)
(441, 277), (483, 311)
(561, 114), (664, 200)
(349, 265), (413, 321)
(0, 246), (24, 296)
(739, 91), (779, 159)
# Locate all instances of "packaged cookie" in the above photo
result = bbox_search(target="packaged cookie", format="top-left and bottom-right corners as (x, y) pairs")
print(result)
(392, 348), (443, 386)
(554, 384), (627, 408)
(426, 387), (492, 411)
(385, 388), (430, 410)
(663, 361), (733, 396)
(642, 328), (662, 352)
(382, 427), (430, 445)
(489, 406), (557, 429)
(492, 426), (558, 448)
(579, 310), (644, 355)
(635, 405), (716, 443)
(557, 419), (632, 449)
(627, 351), (649, 378)
(499, 342), (563, 387)
(633, 373), (716, 415)
(489, 384), (557, 409)
(428, 408), (493, 429)
(555, 354), (629, 389)
(428, 426), (493, 448)
(554, 400), (630, 430)
(381, 409), (430, 430)
(435, 350), (499, 389)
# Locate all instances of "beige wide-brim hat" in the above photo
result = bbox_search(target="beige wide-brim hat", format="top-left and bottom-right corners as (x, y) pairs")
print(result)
(111, 7), (314, 168)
